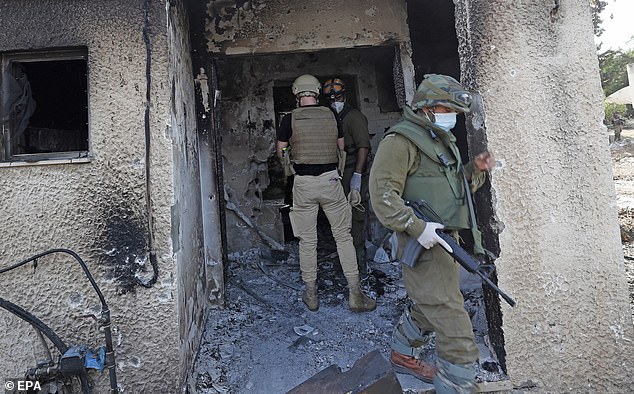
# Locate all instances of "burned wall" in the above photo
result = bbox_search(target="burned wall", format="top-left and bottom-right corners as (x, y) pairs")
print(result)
(0, 1), (180, 392)
(167, 1), (213, 392)
(455, 0), (634, 391)
(204, 0), (412, 253)
(217, 48), (403, 252)
(206, 0), (409, 55)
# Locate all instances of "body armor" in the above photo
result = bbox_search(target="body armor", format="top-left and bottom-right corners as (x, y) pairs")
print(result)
(290, 106), (338, 165)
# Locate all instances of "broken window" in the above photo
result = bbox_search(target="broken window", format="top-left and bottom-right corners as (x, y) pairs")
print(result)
(0, 48), (89, 162)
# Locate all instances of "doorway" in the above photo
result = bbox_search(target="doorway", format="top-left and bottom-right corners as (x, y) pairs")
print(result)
(215, 46), (404, 252)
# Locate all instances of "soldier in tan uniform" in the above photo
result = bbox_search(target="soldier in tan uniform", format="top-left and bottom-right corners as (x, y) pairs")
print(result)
(369, 74), (494, 393)
(276, 74), (375, 313)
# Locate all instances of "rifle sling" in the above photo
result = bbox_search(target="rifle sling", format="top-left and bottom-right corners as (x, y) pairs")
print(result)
(461, 169), (484, 256)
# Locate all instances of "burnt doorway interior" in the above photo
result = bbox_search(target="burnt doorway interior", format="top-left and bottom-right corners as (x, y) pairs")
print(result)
(269, 75), (363, 243)
(212, 1), (507, 378)
(216, 45), (404, 253)
(406, 0), (508, 373)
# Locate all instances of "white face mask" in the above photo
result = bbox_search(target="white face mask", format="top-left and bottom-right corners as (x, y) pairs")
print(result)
(432, 112), (457, 131)
(331, 101), (344, 113)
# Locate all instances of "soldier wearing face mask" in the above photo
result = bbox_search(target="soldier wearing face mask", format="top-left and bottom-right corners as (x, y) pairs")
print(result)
(323, 78), (372, 278)
(369, 74), (495, 393)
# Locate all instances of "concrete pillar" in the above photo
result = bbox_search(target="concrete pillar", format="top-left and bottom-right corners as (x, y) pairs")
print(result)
(455, 0), (634, 392)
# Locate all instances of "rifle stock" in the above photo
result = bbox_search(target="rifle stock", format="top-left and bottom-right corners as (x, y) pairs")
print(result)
(402, 200), (516, 307)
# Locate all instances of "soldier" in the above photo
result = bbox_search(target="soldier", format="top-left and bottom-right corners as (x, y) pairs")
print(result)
(369, 74), (494, 393)
(613, 113), (624, 141)
(276, 74), (376, 313)
(322, 78), (371, 278)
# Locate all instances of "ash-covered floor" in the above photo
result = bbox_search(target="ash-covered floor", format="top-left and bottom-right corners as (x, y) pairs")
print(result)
(192, 230), (510, 393)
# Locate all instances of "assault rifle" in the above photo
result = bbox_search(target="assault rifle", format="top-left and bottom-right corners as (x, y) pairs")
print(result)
(401, 200), (516, 307)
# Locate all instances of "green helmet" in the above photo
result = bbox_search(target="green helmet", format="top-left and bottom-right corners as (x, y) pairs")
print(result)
(292, 74), (321, 97)
(411, 74), (472, 113)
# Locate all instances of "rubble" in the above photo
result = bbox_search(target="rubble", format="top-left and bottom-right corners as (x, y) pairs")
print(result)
(192, 237), (509, 393)
(287, 350), (403, 394)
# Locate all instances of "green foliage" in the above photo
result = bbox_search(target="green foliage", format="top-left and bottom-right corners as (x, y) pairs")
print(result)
(604, 102), (627, 122)
(598, 49), (634, 97)
(590, 0), (608, 38)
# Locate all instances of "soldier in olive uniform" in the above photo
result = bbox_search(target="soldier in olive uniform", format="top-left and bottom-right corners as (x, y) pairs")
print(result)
(323, 78), (372, 277)
(612, 113), (624, 142)
(369, 74), (494, 393)
(277, 74), (376, 313)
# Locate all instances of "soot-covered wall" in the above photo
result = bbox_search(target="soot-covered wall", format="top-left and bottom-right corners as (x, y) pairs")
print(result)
(217, 48), (404, 252)
(206, 0), (409, 55)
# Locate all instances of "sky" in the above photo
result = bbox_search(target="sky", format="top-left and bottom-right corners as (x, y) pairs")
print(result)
(596, 0), (634, 51)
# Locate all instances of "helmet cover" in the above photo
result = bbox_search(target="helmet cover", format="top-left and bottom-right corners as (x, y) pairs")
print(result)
(411, 74), (472, 113)
(292, 74), (321, 97)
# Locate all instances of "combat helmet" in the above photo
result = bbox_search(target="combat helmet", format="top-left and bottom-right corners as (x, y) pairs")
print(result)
(292, 74), (321, 97)
(322, 78), (346, 99)
(411, 74), (472, 113)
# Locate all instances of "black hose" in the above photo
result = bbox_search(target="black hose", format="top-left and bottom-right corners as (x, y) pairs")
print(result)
(0, 297), (68, 354)
(33, 327), (53, 362)
(79, 371), (90, 394)
(0, 248), (118, 392)
(0, 249), (107, 306)
(139, 0), (159, 289)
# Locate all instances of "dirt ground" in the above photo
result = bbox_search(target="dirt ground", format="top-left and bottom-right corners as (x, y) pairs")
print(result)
(191, 126), (634, 394)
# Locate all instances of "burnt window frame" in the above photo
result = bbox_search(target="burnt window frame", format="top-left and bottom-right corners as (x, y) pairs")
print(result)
(0, 47), (90, 164)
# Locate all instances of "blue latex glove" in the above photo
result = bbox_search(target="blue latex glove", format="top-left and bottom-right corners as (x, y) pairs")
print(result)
(350, 172), (362, 192)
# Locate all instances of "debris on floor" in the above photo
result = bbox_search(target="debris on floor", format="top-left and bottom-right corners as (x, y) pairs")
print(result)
(192, 236), (510, 393)
(287, 350), (403, 394)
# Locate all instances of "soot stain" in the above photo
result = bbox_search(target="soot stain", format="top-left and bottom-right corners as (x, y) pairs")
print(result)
(97, 202), (149, 294)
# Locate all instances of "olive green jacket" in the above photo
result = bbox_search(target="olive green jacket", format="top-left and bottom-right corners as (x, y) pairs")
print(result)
(340, 105), (371, 171)
(369, 107), (487, 239)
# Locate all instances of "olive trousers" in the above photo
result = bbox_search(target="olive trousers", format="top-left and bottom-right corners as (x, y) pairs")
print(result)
(397, 232), (479, 365)
(342, 168), (368, 273)
(290, 170), (359, 283)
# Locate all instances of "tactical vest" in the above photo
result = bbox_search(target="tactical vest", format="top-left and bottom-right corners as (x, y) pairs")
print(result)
(290, 106), (339, 165)
(388, 120), (470, 230)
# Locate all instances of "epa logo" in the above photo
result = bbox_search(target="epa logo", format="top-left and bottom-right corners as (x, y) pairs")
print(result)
(4, 379), (42, 392)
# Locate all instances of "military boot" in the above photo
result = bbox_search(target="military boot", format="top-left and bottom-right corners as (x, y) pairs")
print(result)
(346, 276), (376, 312)
(433, 358), (476, 394)
(302, 281), (319, 311)
(390, 351), (436, 383)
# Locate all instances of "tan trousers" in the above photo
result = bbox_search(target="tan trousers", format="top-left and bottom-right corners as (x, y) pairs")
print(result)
(290, 169), (359, 283)
(398, 233), (479, 365)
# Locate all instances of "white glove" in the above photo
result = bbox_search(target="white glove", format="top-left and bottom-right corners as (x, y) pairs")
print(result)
(416, 222), (453, 253)
(350, 172), (362, 192)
